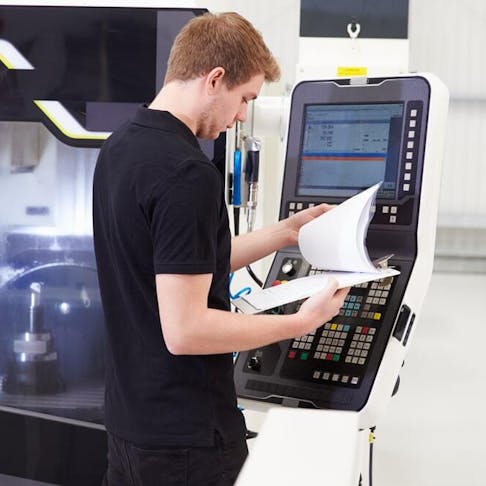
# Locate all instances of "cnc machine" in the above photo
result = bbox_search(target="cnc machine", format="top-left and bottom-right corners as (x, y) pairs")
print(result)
(234, 74), (448, 485)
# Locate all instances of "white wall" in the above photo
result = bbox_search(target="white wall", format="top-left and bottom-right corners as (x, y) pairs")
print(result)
(194, 0), (300, 97)
(409, 0), (486, 240)
(409, 0), (486, 99)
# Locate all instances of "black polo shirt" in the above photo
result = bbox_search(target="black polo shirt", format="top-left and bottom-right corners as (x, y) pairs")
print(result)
(93, 106), (246, 447)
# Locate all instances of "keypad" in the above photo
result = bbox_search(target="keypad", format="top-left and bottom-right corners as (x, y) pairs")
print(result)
(316, 371), (360, 386)
(345, 326), (376, 365)
(287, 201), (316, 216)
(360, 281), (391, 320)
(288, 330), (316, 361)
(398, 102), (422, 197)
(313, 322), (350, 362)
(339, 293), (363, 318)
(281, 274), (396, 388)
(291, 331), (315, 350)
(309, 270), (390, 322)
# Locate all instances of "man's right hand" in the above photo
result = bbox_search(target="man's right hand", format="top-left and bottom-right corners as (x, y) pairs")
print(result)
(296, 278), (350, 336)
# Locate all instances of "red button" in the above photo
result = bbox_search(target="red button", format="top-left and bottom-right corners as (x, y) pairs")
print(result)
(362, 327), (369, 334)
(288, 351), (296, 359)
(272, 280), (282, 286)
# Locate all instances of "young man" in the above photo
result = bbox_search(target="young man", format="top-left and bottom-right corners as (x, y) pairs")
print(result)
(93, 12), (349, 486)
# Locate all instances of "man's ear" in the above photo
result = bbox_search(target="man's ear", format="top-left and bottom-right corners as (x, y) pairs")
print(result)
(206, 67), (226, 94)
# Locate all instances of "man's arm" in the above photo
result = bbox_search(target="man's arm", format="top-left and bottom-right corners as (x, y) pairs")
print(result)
(156, 272), (348, 355)
(230, 203), (333, 272)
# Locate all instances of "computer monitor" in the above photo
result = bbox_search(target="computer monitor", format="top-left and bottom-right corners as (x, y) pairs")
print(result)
(297, 102), (404, 199)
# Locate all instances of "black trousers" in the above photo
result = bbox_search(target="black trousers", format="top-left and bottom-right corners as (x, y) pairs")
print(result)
(102, 431), (249, 486)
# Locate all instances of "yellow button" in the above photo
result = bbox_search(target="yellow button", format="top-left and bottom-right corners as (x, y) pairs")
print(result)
(330, 323), (338, 330)
(373, 313), (381, 320)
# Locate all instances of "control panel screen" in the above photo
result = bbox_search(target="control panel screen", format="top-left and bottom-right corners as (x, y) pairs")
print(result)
(297, 103), (404, 199)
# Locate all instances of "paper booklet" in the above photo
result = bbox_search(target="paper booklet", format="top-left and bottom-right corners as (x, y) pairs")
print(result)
(233, 182), (400, 315)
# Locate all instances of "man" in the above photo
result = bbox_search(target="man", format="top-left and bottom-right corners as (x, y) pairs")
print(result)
(93, 11), (349, 486)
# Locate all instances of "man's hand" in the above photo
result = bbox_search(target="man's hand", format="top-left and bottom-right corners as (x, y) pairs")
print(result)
(295, 278), (350, 336)
(284, 203), (335, 246)
(230, 202), (335, 272)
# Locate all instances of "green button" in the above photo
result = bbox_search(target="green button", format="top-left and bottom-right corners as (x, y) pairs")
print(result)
(300, 352), (309, 360)
(333, 354), (340, 362)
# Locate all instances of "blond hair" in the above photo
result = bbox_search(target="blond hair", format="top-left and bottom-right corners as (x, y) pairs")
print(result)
(164, 12), (280, 88)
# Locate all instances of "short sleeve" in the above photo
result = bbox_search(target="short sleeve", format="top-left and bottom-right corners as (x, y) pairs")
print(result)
(146, 159), (223, 275)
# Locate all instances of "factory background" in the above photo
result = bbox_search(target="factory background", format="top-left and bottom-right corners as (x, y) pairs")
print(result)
(0, 1), (484, 485)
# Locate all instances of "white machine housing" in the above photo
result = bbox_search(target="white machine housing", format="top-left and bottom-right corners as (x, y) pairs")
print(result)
(233, 74), (449, 484)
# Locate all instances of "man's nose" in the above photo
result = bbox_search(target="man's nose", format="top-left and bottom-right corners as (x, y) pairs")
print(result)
(235, 104), (248, 123)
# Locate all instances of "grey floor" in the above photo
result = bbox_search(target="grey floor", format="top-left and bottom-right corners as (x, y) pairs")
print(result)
(374, 272), (486, 486)
(1, 272), (485, 485)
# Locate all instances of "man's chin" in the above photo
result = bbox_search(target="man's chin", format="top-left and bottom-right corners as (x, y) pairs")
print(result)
(214, 127), (227, 138)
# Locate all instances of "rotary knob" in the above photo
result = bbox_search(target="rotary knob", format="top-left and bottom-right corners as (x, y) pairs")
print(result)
(247, 356), (261, 371)
(281, 261), (296, 277)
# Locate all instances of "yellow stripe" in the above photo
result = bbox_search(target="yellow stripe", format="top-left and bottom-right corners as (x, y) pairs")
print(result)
(0, 54), (14, 69)
(33, 100), (108, 140)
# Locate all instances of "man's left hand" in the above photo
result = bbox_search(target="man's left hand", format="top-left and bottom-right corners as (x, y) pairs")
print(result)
(285, 203), (335, 246)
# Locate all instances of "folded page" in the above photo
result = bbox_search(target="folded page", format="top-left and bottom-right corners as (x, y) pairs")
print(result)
(298, 183), (381, 273)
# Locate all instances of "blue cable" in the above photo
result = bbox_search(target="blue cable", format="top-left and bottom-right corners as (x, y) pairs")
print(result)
(228, 272), (251, 300)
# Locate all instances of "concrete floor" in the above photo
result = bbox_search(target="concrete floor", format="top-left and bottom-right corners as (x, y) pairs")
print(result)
(374, 272), (486, 486)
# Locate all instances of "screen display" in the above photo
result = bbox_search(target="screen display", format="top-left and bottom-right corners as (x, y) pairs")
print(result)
(297, 103), (404, 199)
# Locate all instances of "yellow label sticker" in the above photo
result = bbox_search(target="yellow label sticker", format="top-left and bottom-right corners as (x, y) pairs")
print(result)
(337, 66), (368, 77)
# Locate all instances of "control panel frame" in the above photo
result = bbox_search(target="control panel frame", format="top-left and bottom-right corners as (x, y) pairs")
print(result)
(234, 74), (449, 428)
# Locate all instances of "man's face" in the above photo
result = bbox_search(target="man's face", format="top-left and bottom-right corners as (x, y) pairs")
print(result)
(197, 73), (265, 140)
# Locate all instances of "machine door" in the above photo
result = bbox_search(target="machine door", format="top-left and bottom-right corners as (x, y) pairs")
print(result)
(0, 5), (215, 485)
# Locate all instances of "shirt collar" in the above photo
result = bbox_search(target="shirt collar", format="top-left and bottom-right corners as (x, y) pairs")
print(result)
(132, 105), (200, 150)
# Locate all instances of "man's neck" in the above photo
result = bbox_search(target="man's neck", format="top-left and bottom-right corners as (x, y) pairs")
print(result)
(149, 81), (200, 135)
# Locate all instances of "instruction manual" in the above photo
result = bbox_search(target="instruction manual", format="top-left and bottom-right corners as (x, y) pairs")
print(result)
(233, 182), (400, 314)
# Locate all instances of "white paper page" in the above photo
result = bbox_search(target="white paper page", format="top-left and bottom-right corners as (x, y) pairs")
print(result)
(298, 183), (381, 273)
(233, 268), (400, 315)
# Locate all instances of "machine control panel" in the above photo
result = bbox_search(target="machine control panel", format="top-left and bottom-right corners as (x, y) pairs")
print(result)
(235, 76), (435, 411)
(280, 276), (394, 389)
(240, 250), (403, 403)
